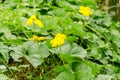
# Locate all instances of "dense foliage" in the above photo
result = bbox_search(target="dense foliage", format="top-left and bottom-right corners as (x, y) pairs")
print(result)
(0, 0), (120, 80)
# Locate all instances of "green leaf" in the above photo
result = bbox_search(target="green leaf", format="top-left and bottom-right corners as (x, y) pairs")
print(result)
(41, 15), (61, 33)
(86, 61), (101, 75)
(11, 41), (50, 67)
(48, 8), (67, 17)
(0, 42), (9, 63)
(71, 23), (86, 38)
(95, 74), (114, 80)
(24, 41), (40, 54)
(36, 0), (43, 4)
(0, 27), (16, 39)
(103, 15), (111, 27)
(10, 45), (26, 62)
(24, 41), (49, 67)
(111, 29), (120, 48)
(81, 0), (97, 9)
(0, 74), (9, 80)
(39, 42), (50, 58)
(24, 41), (49, 58)
(56, 1), (78, 11)
(75, 63), (94, 80)
(60, 43), (87, 59)
(54, 64), (72, 74)
(56, 71), (75, 80)
(53, 43), (87, 63)
(24, 54), (44, 68)
(87, 43), (102, 60)
(70, 43), (87, 58)
(67, 36), (78, 42)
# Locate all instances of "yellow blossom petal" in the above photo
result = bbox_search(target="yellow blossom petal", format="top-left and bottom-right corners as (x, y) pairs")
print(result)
(29, 35), (45, 41)
(50, 38), (58, 47)
(50, 33), (67, 47)
(29, 38), (34, 40)
(25, 15), (37, 26)
(25, 15), (44, 28)
(55, 33), (66, 40)
(25, 18), (33, 26)
(79, 6), (93, 16)
(34, 19), (44, 28)
(38, 37), (46, 41)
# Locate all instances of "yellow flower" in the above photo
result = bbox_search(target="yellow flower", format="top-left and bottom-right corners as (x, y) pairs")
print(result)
(37, 37), (46, 41)
(79, 6), (93, 16)
(34, 19), (44, 28)
(50, 38), (59, 47)
(25, 15), (36, 26)
(50, 33), (67, 47)
(55, 33), (66, 40)
(29, 35), (45, 41)
(25, 15), (44, 28)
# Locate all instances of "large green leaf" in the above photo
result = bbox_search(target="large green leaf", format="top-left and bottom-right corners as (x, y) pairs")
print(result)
(11, 41), (50, 67)
(24, 54), (44, 68)
(10, 45), (26, 62)
(24, 41), (49, 58)
(56, 71), (75, 80)
(70, 43), (87, 58)
(24, 41), (49, 67)
(60, 43), (87, 59)
(51, 43), (87, 63)
(75, 63), (94, 80)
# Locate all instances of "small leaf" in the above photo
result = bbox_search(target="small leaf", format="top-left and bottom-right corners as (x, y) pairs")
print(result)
(18, 65), (29, 68)
(0, 27), (16, 39)
(103, 16), (111, 27)
(10, 66), (19, 71)
(0, 42), (9, 63)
